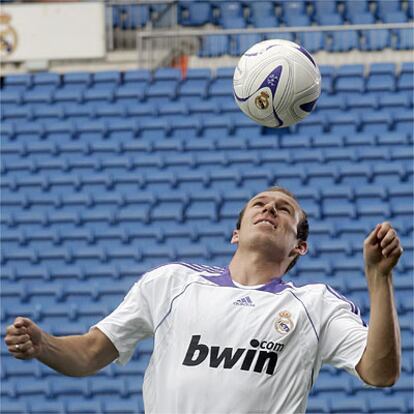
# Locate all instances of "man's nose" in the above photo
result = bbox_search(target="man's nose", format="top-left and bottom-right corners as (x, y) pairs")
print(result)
(263, 203), (277, 215)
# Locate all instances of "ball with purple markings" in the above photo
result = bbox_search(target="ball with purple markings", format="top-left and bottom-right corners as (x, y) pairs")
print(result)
(233, 39), (321, 128)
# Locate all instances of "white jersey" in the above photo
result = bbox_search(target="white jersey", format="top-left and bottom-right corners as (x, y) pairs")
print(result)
(93, 263), (368, 414)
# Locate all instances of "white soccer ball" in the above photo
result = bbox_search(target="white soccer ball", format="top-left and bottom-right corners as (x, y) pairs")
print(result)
(233, 39), (321, 128)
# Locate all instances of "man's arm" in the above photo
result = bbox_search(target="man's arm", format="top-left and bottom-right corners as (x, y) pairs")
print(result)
(356, 222), (402, 387)
(5, 317), (118, 377)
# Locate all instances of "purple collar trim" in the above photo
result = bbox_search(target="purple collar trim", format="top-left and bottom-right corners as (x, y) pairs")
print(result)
(201, 267), (291, 294)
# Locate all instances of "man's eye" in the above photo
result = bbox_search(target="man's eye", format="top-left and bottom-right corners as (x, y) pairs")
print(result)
(254, 202), (264, 206)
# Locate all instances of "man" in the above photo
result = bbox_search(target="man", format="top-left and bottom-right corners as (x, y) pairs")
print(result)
(5, 186), (402, 413)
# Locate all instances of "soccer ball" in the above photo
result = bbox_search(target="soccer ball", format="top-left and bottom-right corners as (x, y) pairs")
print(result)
(233, 39), (321, 128)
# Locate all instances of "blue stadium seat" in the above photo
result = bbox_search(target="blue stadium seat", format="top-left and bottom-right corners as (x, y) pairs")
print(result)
(23, 89), (53, 105)
(32, 72), (61, 91)
(382, 11), (408, 23)
(343, 0), (369, 19)
(367, 395), (408, 413)
(3, 74), (32, 92)
(29, 400), (65, 413)
(121, 5), (150, 29)
(330, 397), (368, 413)
(123, 69), (152, 86)
(329, 113), (359, 134)
(93, 71), (122, 89)
(313, 0), (337, 16)
(250, 14), (279, 31)
(396, 28), (414, 50)
(54, 88), (83, 104)
(360, 110), (392, 133)
(281, 0), (307, 17)
(221, 16), (247, 29)
(103, 399), (141, 414)
(392, 111), (413, 135)
(376, 0), (402, 18)
(378, 93), (409, 112)
(316, 13), (343, 26)
(346, 94), (377, 111)
(66, 400), (102, 413)
(62, 71), (92, 89)
(179, 1), (211, 26)
(232, 33), (263, 56)
(362, 29), (391, 51)
(329, 30), (359, 52)
(297, 31), (324, 54)
(198, 35), (229, 57)
(284, 13), (310, 27)
(0, 401), (29, 413)
(348, 12), (375, 24)
(397, 62), (414, 92)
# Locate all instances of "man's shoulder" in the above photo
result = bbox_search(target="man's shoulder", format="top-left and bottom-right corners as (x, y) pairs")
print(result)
(142, 262), (225, 283)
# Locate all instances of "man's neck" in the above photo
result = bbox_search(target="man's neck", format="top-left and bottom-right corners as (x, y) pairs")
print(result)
(228, 249), (287, 286)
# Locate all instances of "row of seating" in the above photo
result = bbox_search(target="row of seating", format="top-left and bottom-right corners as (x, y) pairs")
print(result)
(1, 139), (412, 166)
(113, 1), (414, 29)
(2, 112), (412, 141)
(198, 28), (413, 57)
(1, 160), (412, 187)
(0, 145), (413, 175)
(1, 95), (413, 127)
(2, 62), (413, 91)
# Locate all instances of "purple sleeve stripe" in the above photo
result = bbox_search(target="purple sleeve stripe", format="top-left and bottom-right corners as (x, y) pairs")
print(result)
(289, 291), (319, 342)
(325, 284), (358, 315)
(177, 262), (224, 274)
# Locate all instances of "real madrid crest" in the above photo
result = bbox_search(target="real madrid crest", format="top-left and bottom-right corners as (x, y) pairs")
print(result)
(275, 310), (294, 335)
(254, 91), (270, 110)
(0, 13), (18, 58)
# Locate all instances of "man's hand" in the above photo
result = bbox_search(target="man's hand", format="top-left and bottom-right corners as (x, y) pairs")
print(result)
(364, 222), (403, 276)
(5, 317), (43, 360)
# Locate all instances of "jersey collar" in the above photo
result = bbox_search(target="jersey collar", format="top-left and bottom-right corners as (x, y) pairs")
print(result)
(201, 267), (290, 294)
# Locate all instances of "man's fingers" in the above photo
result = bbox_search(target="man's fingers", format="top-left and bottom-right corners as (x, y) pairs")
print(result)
(6, 325), (27, 336)
(377, 222), (392, 239)
(14, 317), (31, 329)
(5, 334), (30, 346)
(366, 224), (381, 245)
(382, 239), (400, 258)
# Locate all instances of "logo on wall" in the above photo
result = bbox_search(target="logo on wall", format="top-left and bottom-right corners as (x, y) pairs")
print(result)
(0, 13), (18, 58)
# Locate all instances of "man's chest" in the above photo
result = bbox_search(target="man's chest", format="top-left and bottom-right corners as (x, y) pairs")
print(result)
(163, 284), (318, 375)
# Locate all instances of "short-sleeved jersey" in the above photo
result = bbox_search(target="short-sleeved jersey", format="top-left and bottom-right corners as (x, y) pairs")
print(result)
(93, 263), (368, 414)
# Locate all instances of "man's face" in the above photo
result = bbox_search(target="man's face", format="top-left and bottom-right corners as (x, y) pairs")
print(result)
(231, 190), (307, 262)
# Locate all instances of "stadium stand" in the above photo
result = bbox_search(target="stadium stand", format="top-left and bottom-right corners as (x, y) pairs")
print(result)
(1, 0), (413, 413)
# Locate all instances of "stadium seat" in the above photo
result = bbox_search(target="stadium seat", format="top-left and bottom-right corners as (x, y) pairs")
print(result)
(396, 28), (414, 50)
(179, 1), (211, 26)
(0, 401), (29, 413)
(62, 72), (92, 89)
(198, 35), (229, 57)
(32, 72), (61, 91)
(232, 33), (263, 56)
(362, 29), (391, 51)
(347, 12), (375, 24)
(329, 31), (359, 52)
(297, 31), (324, 54)
(3, 74), (32, 92)
(343, 0), (369, 19)
(92, 71), (122, 89)
(376, 0), (402, 18)
(330, 397), (368, 413)
(316, 13), (343, 26)
(66, 400), (102, 413)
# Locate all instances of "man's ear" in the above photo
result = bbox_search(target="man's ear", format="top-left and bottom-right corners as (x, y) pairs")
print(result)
(293, 240), (308, 256)
(231, 229), (239, 245)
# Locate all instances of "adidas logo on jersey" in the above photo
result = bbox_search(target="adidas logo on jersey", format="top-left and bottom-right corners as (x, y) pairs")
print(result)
(233, 296), (255, 307)
(182, 335), (284, 376)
